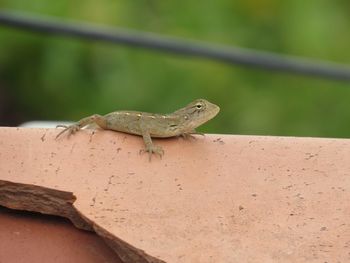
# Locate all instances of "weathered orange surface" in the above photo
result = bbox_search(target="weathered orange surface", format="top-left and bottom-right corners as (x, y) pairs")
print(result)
(0, 127), (350, 262)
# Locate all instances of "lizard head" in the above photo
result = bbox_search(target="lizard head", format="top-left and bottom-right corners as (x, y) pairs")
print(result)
(174, 99), (220, 130)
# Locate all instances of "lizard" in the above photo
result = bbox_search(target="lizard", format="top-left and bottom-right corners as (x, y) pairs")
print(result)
(56, 99), (220, 160)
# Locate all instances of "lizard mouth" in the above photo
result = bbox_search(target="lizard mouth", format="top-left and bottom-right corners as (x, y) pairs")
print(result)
(210, 105), (220, 118)
(204, 103), (220, 121)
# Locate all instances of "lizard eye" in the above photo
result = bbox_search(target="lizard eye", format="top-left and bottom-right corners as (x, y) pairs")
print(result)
(195, 103), (203, 109)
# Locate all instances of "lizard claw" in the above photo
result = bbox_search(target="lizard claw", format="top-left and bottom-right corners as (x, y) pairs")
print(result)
(180, 133), (197, 140)
(140, 145), (164, 161)
(180, 129), (205, 140)
(180, 132), (205, 140)
(56, 124), (81, 139)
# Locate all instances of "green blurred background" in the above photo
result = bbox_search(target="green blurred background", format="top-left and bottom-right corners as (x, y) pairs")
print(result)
(0, 0), (350, 137)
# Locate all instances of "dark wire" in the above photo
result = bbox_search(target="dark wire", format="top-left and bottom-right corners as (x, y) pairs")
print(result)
(0, 10), (350, 81)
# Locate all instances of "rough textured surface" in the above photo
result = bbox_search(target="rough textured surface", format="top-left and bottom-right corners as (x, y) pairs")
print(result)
(0, 127), (350, 262)
(0, 180), (92, 230)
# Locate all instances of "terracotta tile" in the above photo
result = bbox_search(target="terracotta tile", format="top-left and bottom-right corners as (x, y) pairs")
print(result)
(0, 206), (121, 263)
(0, 127), (350, 262)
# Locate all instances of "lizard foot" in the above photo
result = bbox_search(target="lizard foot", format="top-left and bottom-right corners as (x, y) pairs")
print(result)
(180, 133), (197, 140)
(56, 124), (81, 139)
(180, 132), (205, 140)
(140, 145), (164, 161)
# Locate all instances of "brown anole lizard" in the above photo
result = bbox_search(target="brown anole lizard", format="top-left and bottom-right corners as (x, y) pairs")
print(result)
(56, 99), (220, 160)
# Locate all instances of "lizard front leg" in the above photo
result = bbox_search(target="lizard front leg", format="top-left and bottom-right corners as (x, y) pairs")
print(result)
(56, 114), (107, 139)
(139, 132), (164, 161)
(139, 120), (164, 161)
(180, 129), (205, 140)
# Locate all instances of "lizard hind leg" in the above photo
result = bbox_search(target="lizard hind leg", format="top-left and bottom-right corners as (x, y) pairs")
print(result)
(56, 114), (106, 139)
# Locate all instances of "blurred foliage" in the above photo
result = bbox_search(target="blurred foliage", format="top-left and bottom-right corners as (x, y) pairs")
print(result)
(0, 0), (350, 137)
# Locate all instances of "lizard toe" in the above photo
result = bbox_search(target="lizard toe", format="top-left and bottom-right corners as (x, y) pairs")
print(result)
(56, 124), (80, 139)
(140, 145), (164, 161)
(180, 133), (197, 140)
